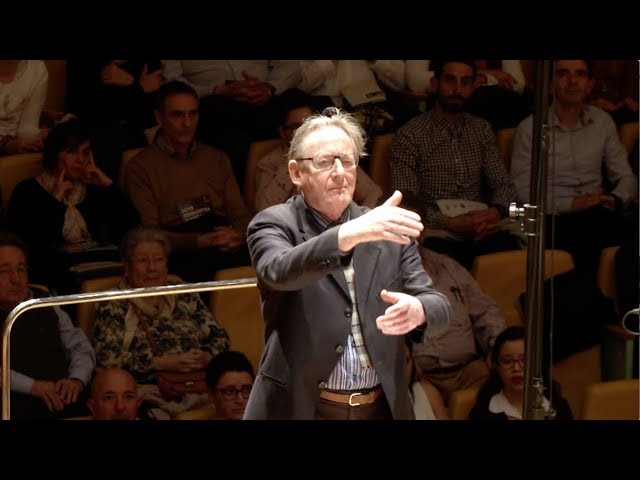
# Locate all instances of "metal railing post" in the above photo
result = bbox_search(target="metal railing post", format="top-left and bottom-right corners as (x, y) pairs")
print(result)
(2, 278), (257, 420)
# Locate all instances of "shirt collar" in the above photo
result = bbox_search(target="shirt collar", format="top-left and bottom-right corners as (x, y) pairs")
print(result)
(429, 109), (468, 136)
(489, 390), (550, 419)
(552, 104), (595, 131)
(154, 130), (197, 159)
(305, 201), (351, 231)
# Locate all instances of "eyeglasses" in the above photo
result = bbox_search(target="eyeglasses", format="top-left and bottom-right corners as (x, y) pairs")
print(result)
(0, 266), (28, 279)
(129, 256), (167, 267)
(498, 357), (526, 369)
(297, 153), (358, 171)
(216, 385), (253, 401)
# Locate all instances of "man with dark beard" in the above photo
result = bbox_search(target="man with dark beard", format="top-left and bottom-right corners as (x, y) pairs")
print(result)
(390, 60), (521, 270)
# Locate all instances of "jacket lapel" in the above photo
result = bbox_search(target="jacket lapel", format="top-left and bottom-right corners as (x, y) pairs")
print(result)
(294, 196), (350, 301)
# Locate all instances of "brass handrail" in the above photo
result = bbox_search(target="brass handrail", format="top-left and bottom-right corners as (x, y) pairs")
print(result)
(2, 278), (257, 420)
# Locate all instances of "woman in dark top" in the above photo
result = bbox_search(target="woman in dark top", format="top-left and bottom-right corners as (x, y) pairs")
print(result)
(7, 118), (139, 293)
(468, 326), (573, 421)
(65, 59), (162, 180)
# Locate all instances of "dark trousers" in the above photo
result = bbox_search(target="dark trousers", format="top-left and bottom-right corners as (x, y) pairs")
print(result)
(546, 205), (623, 282)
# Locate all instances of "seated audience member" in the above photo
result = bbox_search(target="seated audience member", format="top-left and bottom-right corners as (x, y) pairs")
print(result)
(161, 60), (301, 184)
(254, 89), (382, 212)
(205, 350), (255, 420)
(124, 81), (252, 283)
(0, 231), (95, 419)
(587, 60), (639, 126)
(511, 59), (637, 282)
(391, 60), (522, 270)
(0, 60), (48, 155)
(404, 337), (448, 420)
(87, 368), (142, 420)
(7, 119), (138, 293)
(65, 59), (163, 181)
(401, 197), (506, 404)
(298, 60), (417, 141)
(468, 326), (573, 420)
(406, 59), (530, 131)
(92, 226), (230, 418)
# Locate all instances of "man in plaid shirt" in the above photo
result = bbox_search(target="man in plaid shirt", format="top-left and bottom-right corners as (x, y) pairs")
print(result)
(390, 60), (522, 270)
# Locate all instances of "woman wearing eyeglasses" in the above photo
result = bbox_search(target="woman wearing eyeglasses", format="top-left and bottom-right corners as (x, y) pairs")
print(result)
(206, 351), (255, 420)
(468, 326), (573, 420)
(93, 226), (230, 419)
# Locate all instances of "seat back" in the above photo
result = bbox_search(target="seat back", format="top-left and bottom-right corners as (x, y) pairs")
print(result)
(618, 122), (639, 154)
(449, 387), (479, 420)
(243, 139), (285, 214)
(581, 379), (639, 420)
(597, 245), (621, 312)
(368, 133), (395, 198)
(0, 153), (44, 209)
(210, 266), (263, 372)
(119, 147), (145, 189)
(496, 127), (517, 171)
(471, 249), (575, 326)
(43, 60), (67, 113)
(76, 274), (183, 338)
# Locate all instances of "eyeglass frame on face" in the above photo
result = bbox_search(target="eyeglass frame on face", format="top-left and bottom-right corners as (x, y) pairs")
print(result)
(296, 153), (359, 171)
(128, 255), (167, 268)
(216, 385), (253, 401)
(0, 265), (29, 279)
(498, 356), (526, 369)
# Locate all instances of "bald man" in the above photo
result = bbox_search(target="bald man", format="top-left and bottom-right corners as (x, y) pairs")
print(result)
(87, 368), (142, 420)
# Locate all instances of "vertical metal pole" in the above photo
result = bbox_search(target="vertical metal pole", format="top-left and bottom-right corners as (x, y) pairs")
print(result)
(523, 60), (552, 420)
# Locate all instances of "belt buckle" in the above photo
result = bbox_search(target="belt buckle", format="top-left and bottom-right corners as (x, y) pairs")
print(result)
(348, 392), (362, 406)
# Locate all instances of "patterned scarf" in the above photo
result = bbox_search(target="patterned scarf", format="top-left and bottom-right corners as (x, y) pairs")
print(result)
(37, 172), (91, 243)
(118, 278), (176, 352)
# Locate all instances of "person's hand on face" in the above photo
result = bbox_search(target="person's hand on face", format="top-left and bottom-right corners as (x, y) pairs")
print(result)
(81, 154), (113, 187)
(52, 168), (74, 202)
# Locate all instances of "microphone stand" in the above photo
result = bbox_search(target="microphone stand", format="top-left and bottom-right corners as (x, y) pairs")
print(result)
(509, 60), (552, 420)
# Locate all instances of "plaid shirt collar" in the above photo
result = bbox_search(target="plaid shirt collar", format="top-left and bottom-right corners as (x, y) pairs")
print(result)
(429, 109), (469, 136)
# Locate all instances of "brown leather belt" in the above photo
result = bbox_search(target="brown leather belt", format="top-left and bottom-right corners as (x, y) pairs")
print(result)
(319, 386), (382, 406)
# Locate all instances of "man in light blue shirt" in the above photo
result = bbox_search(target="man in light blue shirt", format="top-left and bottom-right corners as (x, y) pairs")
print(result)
(0, 231), (96, 419)
(511, 59), (637, 279)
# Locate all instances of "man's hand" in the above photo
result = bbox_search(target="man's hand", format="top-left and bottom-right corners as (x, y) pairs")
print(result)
(572, 189), (611, 211)
(55, 378), (84, 404)
(197, 226), (244, 252)
(101, 62), (134, 87)
(139, 64), (162, 93)
(376, 289), (426, 335)
(31, 380), (65, 412)
(338, 190), (423, 252)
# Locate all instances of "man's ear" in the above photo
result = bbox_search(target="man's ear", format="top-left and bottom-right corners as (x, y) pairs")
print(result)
(154, 109), (163, 127)
(87, 399), (95, 416)
(288, 160), (303, 187)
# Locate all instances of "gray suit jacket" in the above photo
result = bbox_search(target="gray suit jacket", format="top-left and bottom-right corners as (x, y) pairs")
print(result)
(244, 196), (450, 419)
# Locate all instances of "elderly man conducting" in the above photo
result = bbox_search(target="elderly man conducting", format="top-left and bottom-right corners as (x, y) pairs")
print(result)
(244, 107), (450, 420)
